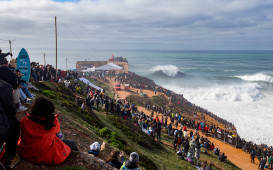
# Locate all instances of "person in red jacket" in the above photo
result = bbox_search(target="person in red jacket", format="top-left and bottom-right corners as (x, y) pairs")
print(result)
(183, 125), (187, 131)
(17, 97), (72, 165)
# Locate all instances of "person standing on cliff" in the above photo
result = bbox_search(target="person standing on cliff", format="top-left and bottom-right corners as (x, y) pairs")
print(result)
(268, 154), (273, 170)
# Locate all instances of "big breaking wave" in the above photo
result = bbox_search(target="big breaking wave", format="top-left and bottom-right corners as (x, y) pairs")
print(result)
(161, 82), (273, 145)
(235, 73), (273, 84)
(150, 65), (185, 78)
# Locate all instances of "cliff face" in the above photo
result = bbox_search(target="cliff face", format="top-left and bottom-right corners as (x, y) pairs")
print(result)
(13, 151), (115, 170)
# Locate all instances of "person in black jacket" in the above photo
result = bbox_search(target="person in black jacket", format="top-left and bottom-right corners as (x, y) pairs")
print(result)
(0, 58), (27, 112)
(104, 96), (109, 113)
(0, 80), (20, 169)
(219, 153), (227, 162)
(109, 99), (115, 115)
(155, 122), (162, 142)
(116, 100), (121, 117)
(183, 138), (190, 157)
(0, 57), (18, 90)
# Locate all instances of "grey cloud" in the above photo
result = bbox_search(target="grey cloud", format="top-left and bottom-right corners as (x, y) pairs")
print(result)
(0, 0), (273, 51)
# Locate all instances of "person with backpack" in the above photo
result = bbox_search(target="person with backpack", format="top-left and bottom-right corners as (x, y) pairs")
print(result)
(250, 149), (256, 164)
(173, 134), (182, 152)
(195, 139), (201, 163)
(120, 152), (140, 170)
(183, 138), (190, 157)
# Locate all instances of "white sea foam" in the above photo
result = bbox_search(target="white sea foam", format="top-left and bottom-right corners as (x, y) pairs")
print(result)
(150, 65), (179, 77)
(224, 70), (236, 72)
(236, 73), (273, 83)
(163, 83), (273, 146)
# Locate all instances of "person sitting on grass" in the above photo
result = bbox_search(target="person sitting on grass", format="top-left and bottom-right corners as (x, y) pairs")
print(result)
(219, 153), (227, 162)
(214, 147), (220, 156)
(120, 152), (140, 170)
(106, 150), (125, 169)
(17, 97), (77, 165)
(88, 141), (106, 157)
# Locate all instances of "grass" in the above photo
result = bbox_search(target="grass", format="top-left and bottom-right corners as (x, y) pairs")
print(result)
(200, 149), (240, 170)
(92, 110), (198, 170)
(31, 80), (240, 170)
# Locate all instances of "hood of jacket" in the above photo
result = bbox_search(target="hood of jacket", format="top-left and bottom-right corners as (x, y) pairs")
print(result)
(125, 160), (138, 169)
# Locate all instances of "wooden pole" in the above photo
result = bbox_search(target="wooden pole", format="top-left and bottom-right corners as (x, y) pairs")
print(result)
(9, 40), (12, 59)
(55, 16), (58, 81)
(43, 53), (46, 66)
(66, 58), (68, 70)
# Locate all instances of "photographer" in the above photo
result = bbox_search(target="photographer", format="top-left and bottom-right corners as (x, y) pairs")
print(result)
(0, 48), (12, 60)
(106, 150), (125, 169)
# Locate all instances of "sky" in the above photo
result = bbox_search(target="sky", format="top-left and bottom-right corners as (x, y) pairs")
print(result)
(1, 0), (273, 52)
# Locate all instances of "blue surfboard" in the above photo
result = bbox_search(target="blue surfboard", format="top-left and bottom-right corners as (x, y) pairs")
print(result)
(17, 48), (31, 82)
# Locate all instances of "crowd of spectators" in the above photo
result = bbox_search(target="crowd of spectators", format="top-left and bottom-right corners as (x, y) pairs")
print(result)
(85, 70), (273, 169)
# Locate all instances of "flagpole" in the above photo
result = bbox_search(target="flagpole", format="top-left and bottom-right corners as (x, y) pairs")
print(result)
(55, 16), (58, 81)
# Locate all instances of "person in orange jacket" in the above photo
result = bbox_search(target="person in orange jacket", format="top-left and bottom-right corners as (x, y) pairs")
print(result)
(17, 97), (76, 165)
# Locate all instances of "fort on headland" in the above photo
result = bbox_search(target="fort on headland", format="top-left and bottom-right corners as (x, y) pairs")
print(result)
(76, 55), (129, 74)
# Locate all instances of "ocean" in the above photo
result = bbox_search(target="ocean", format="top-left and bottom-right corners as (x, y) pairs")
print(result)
(26, 49), (273, 145)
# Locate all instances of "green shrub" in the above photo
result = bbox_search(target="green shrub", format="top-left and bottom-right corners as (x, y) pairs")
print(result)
(109, 132), (123, 149)
(99, 127), (110, 137)
(110, 139), (123, 149)
(57, 85), (75, 98)
(43, 90), (57, 99)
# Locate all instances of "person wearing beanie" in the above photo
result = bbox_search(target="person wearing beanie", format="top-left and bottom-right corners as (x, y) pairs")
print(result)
(120, 152), (140, 170)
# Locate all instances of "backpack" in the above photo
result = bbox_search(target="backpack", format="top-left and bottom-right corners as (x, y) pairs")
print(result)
(120, 162), (140, 170)
(177, 137), (181, 145)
